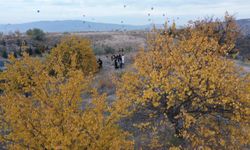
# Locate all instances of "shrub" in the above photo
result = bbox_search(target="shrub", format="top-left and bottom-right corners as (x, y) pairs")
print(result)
(1, 49), (8, 59)
(26, 28), (46, 41)
(47, 36), (98, 76)
(104, 46), (115, 54)
(93, 46), (105, 55)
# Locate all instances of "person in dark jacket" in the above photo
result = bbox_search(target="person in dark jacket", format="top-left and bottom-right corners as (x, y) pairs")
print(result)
(97, 58), (103, 69)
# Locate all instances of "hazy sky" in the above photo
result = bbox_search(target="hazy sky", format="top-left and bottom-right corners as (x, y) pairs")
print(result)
(0, 0), (249, 25)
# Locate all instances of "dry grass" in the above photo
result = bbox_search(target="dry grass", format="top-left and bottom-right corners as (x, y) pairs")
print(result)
(71, 31), (147, 55)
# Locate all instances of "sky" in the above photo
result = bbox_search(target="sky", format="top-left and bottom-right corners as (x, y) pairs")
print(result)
(0, 0), (250, 25)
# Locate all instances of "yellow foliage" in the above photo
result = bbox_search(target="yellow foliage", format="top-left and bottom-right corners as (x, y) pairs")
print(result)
(47, 36), (98, 76)
(117, 14), (250, 149)
(169, 146), (181, 150)
(187, 12), (240, 57)
(0, 53), (133, 148)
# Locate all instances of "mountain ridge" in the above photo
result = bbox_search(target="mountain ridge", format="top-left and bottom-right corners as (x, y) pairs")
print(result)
(1, 19), (250, 34)
(236, 19), (250, 35)
(0, 20), (151, 33)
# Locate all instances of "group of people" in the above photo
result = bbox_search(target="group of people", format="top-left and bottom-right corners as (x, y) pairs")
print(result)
(111, 54), (125, 69)
(97, 54), (125, 70)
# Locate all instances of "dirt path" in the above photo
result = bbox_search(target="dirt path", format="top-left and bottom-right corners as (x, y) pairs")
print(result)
(235, 60), (250, 73)
(91, 53), (136, 103)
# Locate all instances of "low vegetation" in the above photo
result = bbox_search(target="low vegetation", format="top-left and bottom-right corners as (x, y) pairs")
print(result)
(26, 28), (46, 41)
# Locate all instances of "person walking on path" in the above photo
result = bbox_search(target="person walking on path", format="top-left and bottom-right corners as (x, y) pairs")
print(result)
(121, 54), (125, 67)
(114, 56), (119, 69)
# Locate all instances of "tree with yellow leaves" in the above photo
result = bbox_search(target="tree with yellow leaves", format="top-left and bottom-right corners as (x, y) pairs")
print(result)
(117, 14), (250, 149)
(47, 36), (98, 76)
(187, 12), (240, 57)
(0, 39), (133, 149)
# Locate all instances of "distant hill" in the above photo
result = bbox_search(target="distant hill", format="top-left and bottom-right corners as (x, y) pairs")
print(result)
(1, 19), (250, 34)
(237, 19), (250, 36)
(0, 20), (151, 33)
